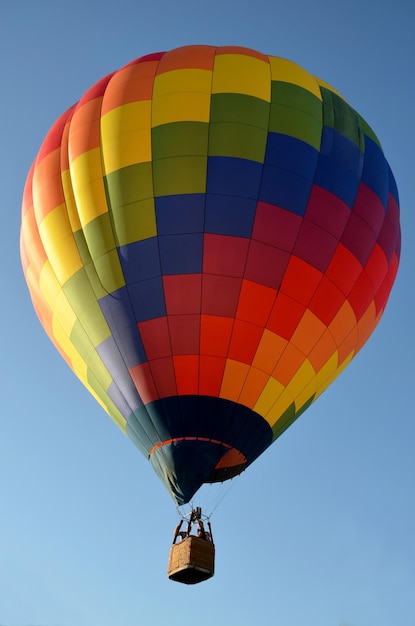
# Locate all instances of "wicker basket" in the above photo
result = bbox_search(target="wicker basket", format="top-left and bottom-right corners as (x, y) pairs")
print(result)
(167, 536), (215, 584)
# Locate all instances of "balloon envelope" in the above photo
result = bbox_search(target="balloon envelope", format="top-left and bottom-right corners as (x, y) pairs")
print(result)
(21, 45), (400, 505)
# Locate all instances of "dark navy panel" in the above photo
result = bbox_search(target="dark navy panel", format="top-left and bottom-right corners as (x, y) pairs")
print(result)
(387, 163), (399, 204)
(128, 276), (166, 322)
(314, 151), (360, 208)
(155, 194), (205, 235)
(119, 237), (161, 283)
(158, 233), (203, 274)
(99, 287), (146, 367)
(150, 440), (229, 505)
(207, 156), (263, 199)
(205, 193), (256, 236)
(259, 164), (312, 216)
(264, 132), (319, 179)
(361, 136), (389, 208)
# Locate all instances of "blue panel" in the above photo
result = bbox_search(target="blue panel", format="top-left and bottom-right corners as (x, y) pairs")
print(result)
(314, 153), (360, 208)
(159, 233), (203, 274)
(119, 237), (160, 283)
(388, 164), (399, 204)
(320, 127), (364, 178)
(259, 164), (313, 216)
(99, 287), (146, 366)
(361, 136), (389, 208)
(207, 156), (263, 199)
(155, 194), (205, 235)
(205, 193), (256, 236)
(128, 276), (166, 322)
(265, 132), (319, 179)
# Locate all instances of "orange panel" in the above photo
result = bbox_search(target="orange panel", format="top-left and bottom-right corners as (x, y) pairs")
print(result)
(239, 367), (269, 408)
(101, 61), (159, 114)
(355, 301), (378, 353)
(272, 342), (305, 387)
(33, 150), (65, 220)
(328, 300), (357, 350)
(252, 330), (287, 374)
(291, 309), (326, 355)
(220, 360), (249, 401)
(69, 98), (103, 160)
(156, 45), (216, 73)
(336, 325), (358, 366)
(216, 45), (269, 62)
(308, 329), (338, 371)
(174, 355), (199, 395)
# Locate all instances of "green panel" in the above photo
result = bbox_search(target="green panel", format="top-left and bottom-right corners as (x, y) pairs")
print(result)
(93, 250), (126, 293)
(209, 122), (267, 162)
(320, 87), (363, 149)
(86, 366), (126, 429)
(105, 162), (154, 209)
(271, 394), (315, 441)
(83, 214), (116, 259)
(64, 268), (111, 346)
(152, 122), (209, 159)
(269, 104), (323, 150)
(210, 93), (270, 129)
(269, 82), (323, 150)
(69, 318), (96, 363)
(152, 155), (207, 196)
(87, 349), (113, 390)
(111, 197), (156, 246)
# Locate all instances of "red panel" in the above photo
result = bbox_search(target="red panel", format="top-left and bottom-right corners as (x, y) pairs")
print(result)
(199, 356), (226, 396)
(309, 276), (346, 326)
(325, 244), (362, 297)
(202, 274), (242, 316)
(236, 279), (276, 326)
(156, 45), (216, 73)
(245, 240), (290, 289)
(252, 202), (301, 250)
(348, 272), (375, 320)
(280, 256), (322, 305)
(163, 274), (202, 315)
(130, 362), (159, 404)
(363, 243), (388, 293)
(138, 317), (171, 359)
(228, 319), (263, 364)
(203, 233), (249, 277)
(267, 292), (306, 340)
(168, 314), (200, 355)
(174, 355), (199, 395)
(374, 254), (399, 314)
(149, 356), (177, 398)
(200, 315), (233, 357)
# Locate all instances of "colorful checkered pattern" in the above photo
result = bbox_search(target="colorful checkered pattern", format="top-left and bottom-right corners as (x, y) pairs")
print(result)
(21, 46), (400, 504)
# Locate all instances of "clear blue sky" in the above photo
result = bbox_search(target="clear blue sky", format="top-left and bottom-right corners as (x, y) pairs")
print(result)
(1, 1), (414, 624)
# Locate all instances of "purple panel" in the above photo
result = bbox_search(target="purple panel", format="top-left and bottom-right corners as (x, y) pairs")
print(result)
(341, 212), (377, 266)
(294, 219), (340, 272)
(305, 184), (350, 239)
(252, 202), (301, 250)
(353, 183), (385, 238)
(203, 233), (250, 277)
(245, 240), (290, 289)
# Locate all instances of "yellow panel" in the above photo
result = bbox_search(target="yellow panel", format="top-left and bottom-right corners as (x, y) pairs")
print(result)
(219, 359), (249, 402)
(70, 148), (108, 226)
(254, 376), (284, 417)
(152, 92), (211, 126)
(315, 352), (353, 398)
(101, 101), (152, 173)
(266, 387), (295, 428)
(287, 359), (316, 399)
(252, 330), (287, 374)
(294, 375), (317, 411)
(38, 204), (83, 285)
(53, 290), (77, 337)
(212, 54), (270, 101)
(61, 169), (81, 232)
(269, 57), (322, 99)
(153, 68), (212, 97)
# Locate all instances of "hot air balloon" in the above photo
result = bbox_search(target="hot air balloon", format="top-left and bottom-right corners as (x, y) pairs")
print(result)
(20, 45), (400, 583)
